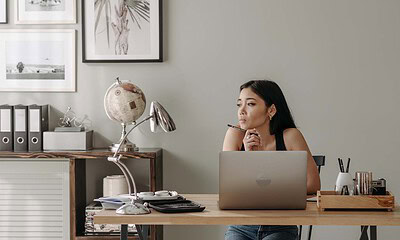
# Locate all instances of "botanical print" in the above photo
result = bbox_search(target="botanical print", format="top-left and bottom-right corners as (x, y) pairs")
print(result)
(6, 41), (65, 81)
(94, 0), (150, 55)
(25, 0), (66, 11)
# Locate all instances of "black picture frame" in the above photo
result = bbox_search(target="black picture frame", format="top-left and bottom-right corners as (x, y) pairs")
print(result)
(0, 0), (7, 24)
(82, 0), (163, 63)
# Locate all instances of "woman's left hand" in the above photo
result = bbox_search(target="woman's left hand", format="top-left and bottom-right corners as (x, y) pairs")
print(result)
(243, 128), (261, 151)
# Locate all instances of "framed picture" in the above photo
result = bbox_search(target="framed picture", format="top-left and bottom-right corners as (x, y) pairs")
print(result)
(82, 0), (162, 63)
(0, 0), (6, 24)
(0, 29), (76, 92)
(15, 0), (76, 24)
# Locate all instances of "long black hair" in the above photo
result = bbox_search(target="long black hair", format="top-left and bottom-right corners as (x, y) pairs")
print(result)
(240, 80), (296, 135)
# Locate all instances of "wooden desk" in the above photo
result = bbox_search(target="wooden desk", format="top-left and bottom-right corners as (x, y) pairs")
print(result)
(95, 194), (400, 240)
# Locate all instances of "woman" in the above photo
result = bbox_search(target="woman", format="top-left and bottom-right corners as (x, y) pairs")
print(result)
(223, 80), (320, 240)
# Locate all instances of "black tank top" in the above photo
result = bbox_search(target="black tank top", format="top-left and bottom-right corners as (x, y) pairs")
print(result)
(240, 131), (287, 151)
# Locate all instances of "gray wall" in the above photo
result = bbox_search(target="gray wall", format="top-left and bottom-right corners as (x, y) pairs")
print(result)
(1, 0), (400, 239)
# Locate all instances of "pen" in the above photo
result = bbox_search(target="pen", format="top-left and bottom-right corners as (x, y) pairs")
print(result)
(339, 158), (343, 172)
(338, 158), (344, 173)
(341, 158), (345, 173)
(227, 124), (246, 132)
(346, 158), (351, 173)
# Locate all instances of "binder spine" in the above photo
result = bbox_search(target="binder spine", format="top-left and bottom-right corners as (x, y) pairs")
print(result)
(0, 105), (13, 151)
(13, 105), (28, 152)
(28, 105), (49, 152)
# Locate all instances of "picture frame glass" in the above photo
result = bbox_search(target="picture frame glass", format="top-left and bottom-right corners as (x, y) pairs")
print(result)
(83, 0), (161, 62)
(16, 0), (76, 24)
(0, 30), (76, 92)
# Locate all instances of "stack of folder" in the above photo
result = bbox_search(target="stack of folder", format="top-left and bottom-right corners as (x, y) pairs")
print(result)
(0, 104), (49, 152)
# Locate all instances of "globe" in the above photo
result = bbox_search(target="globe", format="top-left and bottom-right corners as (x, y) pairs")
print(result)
(104, 80), (146, 124)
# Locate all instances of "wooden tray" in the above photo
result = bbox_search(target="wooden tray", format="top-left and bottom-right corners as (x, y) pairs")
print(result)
(317, 191), (395, 211)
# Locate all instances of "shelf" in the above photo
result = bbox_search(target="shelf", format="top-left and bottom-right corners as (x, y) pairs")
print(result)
(76, 236), (140, 240)
(0, 148), (162, 160)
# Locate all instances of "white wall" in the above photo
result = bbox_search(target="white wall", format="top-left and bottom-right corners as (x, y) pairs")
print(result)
(1, 0), (400, 239)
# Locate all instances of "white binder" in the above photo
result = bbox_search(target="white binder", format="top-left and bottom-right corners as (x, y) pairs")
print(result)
(28, 105), (49, 152)
(0, 105), (13, 151)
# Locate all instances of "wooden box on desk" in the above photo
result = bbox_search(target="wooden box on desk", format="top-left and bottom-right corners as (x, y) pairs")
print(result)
(317, 191), (395, 211)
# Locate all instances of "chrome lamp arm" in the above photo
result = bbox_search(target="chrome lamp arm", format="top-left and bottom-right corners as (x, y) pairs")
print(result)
(107, 114), (154, 199)
(112, 115), (153, 159)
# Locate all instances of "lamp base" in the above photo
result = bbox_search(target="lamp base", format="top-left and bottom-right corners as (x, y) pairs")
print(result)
(110, 142), (138, 152)
(116, 202), (150, 215)
(110, 123), (139, 152)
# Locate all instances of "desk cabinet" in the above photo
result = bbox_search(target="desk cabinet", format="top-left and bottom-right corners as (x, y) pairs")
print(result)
(0, 159), (70, 239)
(0, 148), (163, 240)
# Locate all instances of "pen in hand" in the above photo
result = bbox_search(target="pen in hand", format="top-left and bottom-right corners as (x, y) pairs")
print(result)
(227, 124), (246, 132)
(227, 124), (259, 136)
(227, 124), (261, 150)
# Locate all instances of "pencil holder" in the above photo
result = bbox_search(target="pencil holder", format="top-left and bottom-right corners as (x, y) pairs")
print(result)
(335, 172), (354, 195)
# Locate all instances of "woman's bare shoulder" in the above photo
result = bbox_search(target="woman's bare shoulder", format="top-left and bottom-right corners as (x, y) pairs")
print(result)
(283, 128), (303, 139)
(283, 128), (307, 150)
(223, 127), (245, 151)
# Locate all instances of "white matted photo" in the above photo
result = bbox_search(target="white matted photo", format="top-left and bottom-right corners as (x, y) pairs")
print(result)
(15, 0), (76, 24)
(82, 0), (162, 62)
(0, 0), (6, 23)
(0, 29), (76, 92)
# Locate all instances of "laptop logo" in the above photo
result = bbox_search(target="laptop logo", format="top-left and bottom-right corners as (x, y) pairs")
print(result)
(256, 174), (271, 187)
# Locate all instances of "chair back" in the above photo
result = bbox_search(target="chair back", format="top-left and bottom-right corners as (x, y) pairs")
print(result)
(312, 155), (325, 174)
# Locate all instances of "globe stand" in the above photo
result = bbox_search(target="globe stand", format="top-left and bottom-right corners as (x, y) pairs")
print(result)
(110, 123), (138, 152)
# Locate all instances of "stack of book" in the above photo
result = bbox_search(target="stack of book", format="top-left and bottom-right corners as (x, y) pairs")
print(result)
(85, 202), (137, 235)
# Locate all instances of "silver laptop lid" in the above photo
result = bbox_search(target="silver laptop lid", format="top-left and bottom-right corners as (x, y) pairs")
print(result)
(219, 151), (307, 210)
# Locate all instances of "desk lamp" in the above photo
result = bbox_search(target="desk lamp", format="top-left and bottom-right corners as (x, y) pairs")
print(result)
(107, 100), (176, 214)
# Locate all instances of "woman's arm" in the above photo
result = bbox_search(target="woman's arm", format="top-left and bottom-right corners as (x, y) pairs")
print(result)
(284, 128), (321, 194)
(222, 127), (245, 151)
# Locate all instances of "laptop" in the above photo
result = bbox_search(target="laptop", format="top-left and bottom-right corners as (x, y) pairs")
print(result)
(219, 151), (307, 210)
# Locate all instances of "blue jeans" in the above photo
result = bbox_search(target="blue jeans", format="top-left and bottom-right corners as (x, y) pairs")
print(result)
(225, 225), (298, 240)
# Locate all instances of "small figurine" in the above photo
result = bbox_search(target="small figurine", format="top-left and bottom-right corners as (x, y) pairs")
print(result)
(55, 107), (91, 132)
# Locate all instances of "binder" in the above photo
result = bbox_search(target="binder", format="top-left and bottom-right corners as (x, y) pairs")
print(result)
(13, 105), (28, 152)
(28, 105), (49, 152)
(0, 105), (13, 151)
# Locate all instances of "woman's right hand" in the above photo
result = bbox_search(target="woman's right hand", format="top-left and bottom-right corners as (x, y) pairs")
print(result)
(243, 129), (261, 151)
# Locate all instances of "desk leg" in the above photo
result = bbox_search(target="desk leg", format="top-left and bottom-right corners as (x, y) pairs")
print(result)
(360, 226), (369, 240)
(136, 225), (149, 240)
(121, 224), (128, 240)
(370, 226), (377, 240)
